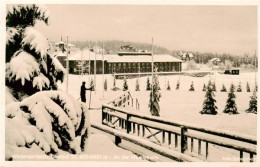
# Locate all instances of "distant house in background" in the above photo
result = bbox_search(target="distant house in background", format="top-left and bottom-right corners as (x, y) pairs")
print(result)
(209, 58), (221, 65)
(53, 40), (76, 67)
(91, 45), (106, 54)
(179, 52), (194, 61)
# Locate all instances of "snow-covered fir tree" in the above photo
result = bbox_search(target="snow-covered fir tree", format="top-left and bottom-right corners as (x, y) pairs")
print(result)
(246, 90), (257, 114)
(237, 82), (242, 92)
(246, 82), (251, 92)
(157, 78), (161, 90)
(221, 84), (227, 92)
(223, 83), (238, 114)
(135, 78), (140, 91)
(6, 5), (64, 99)
(176, 80), (180, 90)
(146, 77), (151, 90)
(149, 67), (161, 117)
(200, 81), (218, 115)
(111, 75), (119, 91)
(123, 76), (128, 91)
(189, 81), (195, 91)
(104, 78), (107, 91)
(166, 80), (171, 91)
(5, 5), (90, 160)
(212, 82), (216, 91)
(202, 83), (206, 91)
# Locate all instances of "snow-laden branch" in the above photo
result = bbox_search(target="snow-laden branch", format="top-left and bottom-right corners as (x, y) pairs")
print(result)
(7, 51), (40, 85)
(7, 4), (49, 23)
(5, 90), (90, 159)
(22, 27), (49, 58)
(6, 27), (19, 44)
(5, 104), (58, 156)
(32, 73), (50, 91)
(49, 53), (65, 73)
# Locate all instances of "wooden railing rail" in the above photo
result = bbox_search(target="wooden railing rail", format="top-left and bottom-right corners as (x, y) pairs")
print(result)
(91, 122), (201, 162)
(101, 103), (257, 162)
(107, 91), (139, 110)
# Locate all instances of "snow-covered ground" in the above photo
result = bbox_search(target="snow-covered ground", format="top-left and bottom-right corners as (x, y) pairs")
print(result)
(53, 71), (258, 161)
(5, 71), (257, 161)
(6, 134), (146, 161)
(60, 72), (257, 137)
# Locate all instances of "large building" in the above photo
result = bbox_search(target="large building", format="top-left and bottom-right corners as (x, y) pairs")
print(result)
(66, 50), (182, 74)
(105, 52), (182, 74)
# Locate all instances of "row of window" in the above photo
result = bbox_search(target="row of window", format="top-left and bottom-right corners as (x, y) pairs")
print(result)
(108, 62), (178, 67)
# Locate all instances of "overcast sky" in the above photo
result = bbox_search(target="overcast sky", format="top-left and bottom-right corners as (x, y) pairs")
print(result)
(35, 4), (257, 56)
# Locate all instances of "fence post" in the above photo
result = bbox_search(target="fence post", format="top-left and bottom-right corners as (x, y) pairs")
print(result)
(181, 126), (188, 153)
(101, 105), (105, 125)
(175, 134), (178, 148)
(250, 153), (253, 162)
(126, 114), (131, 133)
(115, 136), (121, 146)
(191, 138), (194, 152)
(168, 132), (171, 145)
(240, 151), (243, 162)
(198, 140), (201, 155)
(162, 131), (165, 144)
(205, 142), (209, 159)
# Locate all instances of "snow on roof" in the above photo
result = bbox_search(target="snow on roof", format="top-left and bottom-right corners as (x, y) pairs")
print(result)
(105, 54), (182, 63)
(68, 50), (105, 61)
(209, 58), (221, 62)
(67, 50), (182, 62)
(55, 51), (66, 57)
(55, 41), (65, 45)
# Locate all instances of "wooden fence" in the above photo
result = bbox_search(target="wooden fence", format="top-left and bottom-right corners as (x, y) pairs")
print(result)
(101, 103), (257, 162)
(91, 122), (201, 162)
(107, 91), (139, 110)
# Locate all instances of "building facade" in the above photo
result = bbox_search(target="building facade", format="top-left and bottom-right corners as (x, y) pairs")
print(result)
(63, 51), (182, 75)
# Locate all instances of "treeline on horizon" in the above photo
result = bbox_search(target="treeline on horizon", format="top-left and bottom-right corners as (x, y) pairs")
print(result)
(71, 40), (258, 67)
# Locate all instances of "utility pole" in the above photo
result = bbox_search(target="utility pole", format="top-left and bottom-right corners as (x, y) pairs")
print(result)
(102, 41), (104, 99)
(151, 37), (154, 112)
(94, 42), (97, 95)
(165, 76), (166, 89)
(80, 50), (83, 76)
(66, 36), (69, 93)
(255, 49), (257, 89)
(88, 43), (91, 83)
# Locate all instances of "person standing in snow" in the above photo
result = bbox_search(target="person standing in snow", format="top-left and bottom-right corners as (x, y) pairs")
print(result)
(80, 81), (92, 102)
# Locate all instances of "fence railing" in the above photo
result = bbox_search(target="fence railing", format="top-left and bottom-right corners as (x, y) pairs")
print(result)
(107, 91), (139, 110)
(101, 103), (257, 162)
(91, 122), (201, 162)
